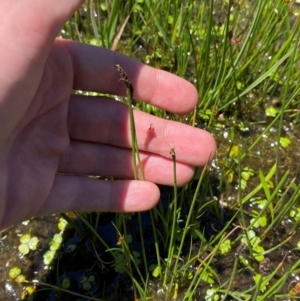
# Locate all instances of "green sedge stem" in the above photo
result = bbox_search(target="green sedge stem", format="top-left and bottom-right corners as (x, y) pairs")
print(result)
(163, 148), (178, 289)
(116, 64), (145, 181)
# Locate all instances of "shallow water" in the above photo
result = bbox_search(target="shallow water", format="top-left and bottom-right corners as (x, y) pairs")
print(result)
(1, 1), (300, 300)
(0, 216), (60, 301)
(0, 111), (299, 300)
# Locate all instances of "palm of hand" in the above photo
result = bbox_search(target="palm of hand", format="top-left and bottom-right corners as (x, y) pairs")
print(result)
(1, 43), (72, 227)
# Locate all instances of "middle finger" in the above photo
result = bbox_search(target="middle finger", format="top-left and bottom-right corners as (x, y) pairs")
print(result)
(67, 95), (215, 166)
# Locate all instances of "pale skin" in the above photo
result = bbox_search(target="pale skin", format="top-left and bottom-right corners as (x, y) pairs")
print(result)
(0, 1), (216, 230)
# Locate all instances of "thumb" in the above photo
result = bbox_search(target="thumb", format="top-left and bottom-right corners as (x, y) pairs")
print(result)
(0, 0), (85, 143)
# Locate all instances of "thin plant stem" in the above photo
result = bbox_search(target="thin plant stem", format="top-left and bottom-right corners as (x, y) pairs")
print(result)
(116, 64), (145, 180)
(28, 280), (106, 301)
(163, 147), (178, 290)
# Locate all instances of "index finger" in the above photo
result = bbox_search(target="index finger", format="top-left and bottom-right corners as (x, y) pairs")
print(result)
(62, 39), (198, 114)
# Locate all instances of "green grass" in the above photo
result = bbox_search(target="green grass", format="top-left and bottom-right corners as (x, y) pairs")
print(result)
(12, 1), (300, 300)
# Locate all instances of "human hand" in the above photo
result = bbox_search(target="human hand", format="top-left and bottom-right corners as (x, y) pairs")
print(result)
(0, 1), (216, 230)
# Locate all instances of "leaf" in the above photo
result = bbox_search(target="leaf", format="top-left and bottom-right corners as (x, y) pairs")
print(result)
(236, 81), (244, 90)
(18, 244), (30, 255)
(28, 237), (39, 250)
(58, 218), (68, 231)
(229, 145), (239, 158)
(152, 266), (162, 278)
(82, 281), (92, 291)
(265, 106), (277, 117)
(15, 274), (26, 284)
(198, 109), (213, 121)
(254, 274), (269, 292)
(43, 250), (56, 265)
(199, 268), (215, 284)
(280, 137), (291, 148)
(67, 244), (77, 252)
(258, 216), (267, 227)
(253, 245), (265, 262)
(50, 241), (61, 251)
(21, 285), (36, 299)
(62, 278), (71, 289)
(114, 254), (126, 273)
(20, 233), (31, 244)
(53, 233), (63, 244)
(241, 167), (254, 181)
(19, 233), (39, 254)
(114, 263), (126, 273)
(219, 239), (231, 254)
(205, 288), (220, 301)
(9, 267), (21, 279)
(241, 230), (261, 247)
(240, 178), (247, 190)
